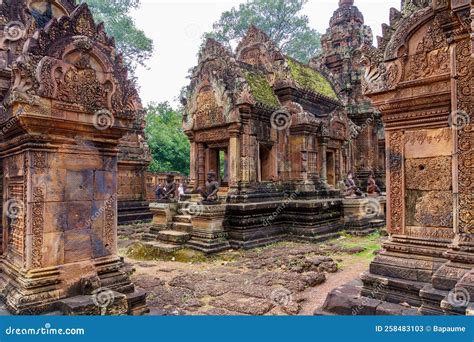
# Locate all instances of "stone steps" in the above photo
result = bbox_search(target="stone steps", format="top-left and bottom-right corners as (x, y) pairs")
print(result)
(118, 211), (153, 225)
(171, 222), (193, 233)
(173, 214), (192, 223)
(156, 230), (191, 244)
(143, 241), (183, 253)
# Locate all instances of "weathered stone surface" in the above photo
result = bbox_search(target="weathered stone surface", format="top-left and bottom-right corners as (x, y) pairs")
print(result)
(0, 0), (148, 315)
(210, 294), (274, 315)
(321, 0), (473, 316)
(130, 242), (338, 315)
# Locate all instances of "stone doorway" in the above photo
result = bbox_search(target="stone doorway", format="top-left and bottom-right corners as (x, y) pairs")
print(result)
(206, 147), (228, 186)
(258, 144), (276, 182)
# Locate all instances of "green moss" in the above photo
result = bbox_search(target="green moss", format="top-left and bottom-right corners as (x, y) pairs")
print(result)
(338, 232), (382, 260)
(244, 71), (280, 108)
(124, 242), (238, 263)
(286, 58), (338, 99)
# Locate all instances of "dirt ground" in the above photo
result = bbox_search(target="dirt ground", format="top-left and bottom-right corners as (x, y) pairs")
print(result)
(119, 233), (383, 316)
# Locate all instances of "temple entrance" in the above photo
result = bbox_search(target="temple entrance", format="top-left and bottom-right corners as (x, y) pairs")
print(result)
(206, 147), (228, 186)
(258, 144), (275, 182)
(327, 151), (335, 186)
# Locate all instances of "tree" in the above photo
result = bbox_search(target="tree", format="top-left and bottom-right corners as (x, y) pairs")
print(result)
(83, 0), (154, 73)
(145, 103), (190, 175)
(206, 0), (320, 63)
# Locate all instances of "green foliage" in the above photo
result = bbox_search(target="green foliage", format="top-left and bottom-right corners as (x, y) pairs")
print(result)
(244, 71), (280, 107)
(145, 102), (190, 175)
(286, 58), (337, 99)
(206, 0), (320, 63)
(83, 0), (153, 73)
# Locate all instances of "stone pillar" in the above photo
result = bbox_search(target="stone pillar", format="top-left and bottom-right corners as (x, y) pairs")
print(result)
(228, 124), (241, 190)
(197, 143), (206, 188)
(320, 139), (328, 183)
(0, 4), (147, 315)
(188, 137), (197, 190)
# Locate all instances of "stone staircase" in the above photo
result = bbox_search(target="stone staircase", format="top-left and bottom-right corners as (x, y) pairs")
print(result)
(118, 200), (153, 225)
(142, 203), (194, 252)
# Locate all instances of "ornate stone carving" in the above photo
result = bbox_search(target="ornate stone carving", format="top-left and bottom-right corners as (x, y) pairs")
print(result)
(194, 86), (225, 130)
(405, 157), (452, 191)
(414, 191), (453, 228)
(456, 39), (473, 233)
(406, 21), (450, 81)
(31, 187), (44, 268)
(388, 131), (403, 234)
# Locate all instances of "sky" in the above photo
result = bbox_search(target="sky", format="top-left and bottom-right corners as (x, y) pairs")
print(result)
(131, 0), (400, 107)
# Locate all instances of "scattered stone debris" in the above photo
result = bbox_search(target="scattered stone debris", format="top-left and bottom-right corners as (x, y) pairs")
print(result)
(128, 242), (343, 315)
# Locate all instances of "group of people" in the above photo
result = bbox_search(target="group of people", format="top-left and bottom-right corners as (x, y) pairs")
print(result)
(343, 171), (381, 198)
(155, 172), (220, 203)
(156, 170), (381, 203)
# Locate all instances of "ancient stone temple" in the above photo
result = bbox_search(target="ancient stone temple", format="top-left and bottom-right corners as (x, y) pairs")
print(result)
(321, 0), (473, 315)
(148, 23), (385, 254)
(0, 0), (147, 314)
(312, 0), (386, 188)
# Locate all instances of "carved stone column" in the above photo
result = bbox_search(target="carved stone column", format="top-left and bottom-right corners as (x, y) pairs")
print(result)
(228, 123), (241, 190)
(188, 136), (197, 190)
(197, 143), (206, 189)
(0, 4), (147, 315)
(320, 138), (328, 183)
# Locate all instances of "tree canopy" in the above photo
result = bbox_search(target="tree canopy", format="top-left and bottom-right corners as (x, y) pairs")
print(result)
(84, 0), (154, 73)
(206, 0), (320, 63)
(145, 103), (190, 175)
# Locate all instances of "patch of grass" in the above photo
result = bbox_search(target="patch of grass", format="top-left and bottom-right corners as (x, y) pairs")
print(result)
(336, 232), (382, 260)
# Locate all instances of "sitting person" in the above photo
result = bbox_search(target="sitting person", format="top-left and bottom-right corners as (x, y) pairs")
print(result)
(197, 171), (220, 203)
(344, 171), (364, 197)
(155, 174), (177, 201)
(367, 172), (382, 196)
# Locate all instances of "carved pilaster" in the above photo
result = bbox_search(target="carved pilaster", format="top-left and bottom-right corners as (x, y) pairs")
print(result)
(387, 131), (404, 235)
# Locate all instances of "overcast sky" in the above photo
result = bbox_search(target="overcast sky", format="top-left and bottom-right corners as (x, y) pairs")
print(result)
(131, 0), (400, 106)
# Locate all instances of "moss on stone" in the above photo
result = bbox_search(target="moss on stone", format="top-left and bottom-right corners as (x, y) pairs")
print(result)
(244, 71), (280, 107)
(286, 58), (338, 99)
(124, 242), (239, 263)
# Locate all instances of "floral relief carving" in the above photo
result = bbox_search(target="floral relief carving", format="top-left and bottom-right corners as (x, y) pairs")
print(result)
(31, 187), (45, 268)
(388, 131), (404, 234)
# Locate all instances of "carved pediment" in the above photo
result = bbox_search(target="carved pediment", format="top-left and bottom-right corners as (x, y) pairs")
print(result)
(405, 20), (450, 81)
(8, 3), (140, 118)
(193, 84), (225, 130)
(236, 26), (284, 70)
